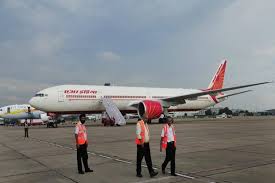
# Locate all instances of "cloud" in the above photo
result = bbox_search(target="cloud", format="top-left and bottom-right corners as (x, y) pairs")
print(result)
(0, 78), (52, 105)
(6, 33), (66, 58)
(32, 33), (68, 58)
(0, 0), (274, 110)
(97, 51), (121, 62)
(0, 78), (50, 93)
(255, 46), (275, 57)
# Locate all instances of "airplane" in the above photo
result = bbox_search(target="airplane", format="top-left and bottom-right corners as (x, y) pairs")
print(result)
(29, 60), (271, 122)
(0, 104), (48, 120)
(0, 104), (56, 126)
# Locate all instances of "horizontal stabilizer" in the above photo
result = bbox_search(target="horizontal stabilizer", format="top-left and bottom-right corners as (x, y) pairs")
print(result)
(217, 90), (252, 99)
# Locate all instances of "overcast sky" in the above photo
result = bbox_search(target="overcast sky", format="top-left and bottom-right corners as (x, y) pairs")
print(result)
(0, 0), (274, 110)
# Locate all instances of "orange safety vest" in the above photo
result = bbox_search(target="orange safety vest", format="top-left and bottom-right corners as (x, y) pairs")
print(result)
(135, 120), (146, 145)
(76, 122), (88, 145)
(161, 124), (176, 149)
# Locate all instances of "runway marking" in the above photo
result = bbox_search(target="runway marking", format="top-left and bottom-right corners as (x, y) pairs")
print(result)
(132, 176), (172, 183)
(29, 137), (196, 180)
(113, 158), (132, 164)
(173, 173), (195, 179)
(0, 170), (53, 179)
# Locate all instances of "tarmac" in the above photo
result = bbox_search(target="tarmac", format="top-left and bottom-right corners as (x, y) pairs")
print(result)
(0, 117), (275, 183)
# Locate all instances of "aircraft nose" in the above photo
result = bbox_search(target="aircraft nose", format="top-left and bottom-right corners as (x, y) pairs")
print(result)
(29, 97), (39, 108)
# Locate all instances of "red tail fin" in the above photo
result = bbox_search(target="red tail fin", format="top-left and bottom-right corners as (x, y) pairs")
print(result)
(208, 60), (227, 90)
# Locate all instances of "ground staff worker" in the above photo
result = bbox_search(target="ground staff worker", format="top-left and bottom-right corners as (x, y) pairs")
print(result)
(24, 120), (29, 138)
(136, 118), (158, 178)
(160, 116), (177, 176)
(75, 114), (93, 174)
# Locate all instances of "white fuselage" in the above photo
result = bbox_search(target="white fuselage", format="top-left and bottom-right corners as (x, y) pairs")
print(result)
(29, 85), (225, 114)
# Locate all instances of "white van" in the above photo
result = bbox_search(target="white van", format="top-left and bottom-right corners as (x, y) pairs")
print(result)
(216, 113), (228, 118)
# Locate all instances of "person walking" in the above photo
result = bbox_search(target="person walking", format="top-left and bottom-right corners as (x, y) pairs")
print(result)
(160, 116), (177, 176)
(136, 118), (158, 178)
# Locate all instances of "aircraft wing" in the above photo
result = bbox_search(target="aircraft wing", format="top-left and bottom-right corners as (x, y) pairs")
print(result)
(217, 90), (252, 99)
(162, 81), (271, 104)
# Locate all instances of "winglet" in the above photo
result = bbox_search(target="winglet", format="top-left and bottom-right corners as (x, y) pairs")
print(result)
(208, 60), (227, 90)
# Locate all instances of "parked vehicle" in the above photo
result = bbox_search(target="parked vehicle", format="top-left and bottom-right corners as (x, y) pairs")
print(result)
(216, 113), (229, 118)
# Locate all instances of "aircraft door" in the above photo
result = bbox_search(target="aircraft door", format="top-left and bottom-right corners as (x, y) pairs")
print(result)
(7, 107), (10, 113)
(58, 91), (65, 102)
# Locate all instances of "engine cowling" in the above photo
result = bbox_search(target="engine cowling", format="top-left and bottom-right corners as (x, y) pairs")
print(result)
(40, 113), (51, 122)
(138, 100), (163, 119)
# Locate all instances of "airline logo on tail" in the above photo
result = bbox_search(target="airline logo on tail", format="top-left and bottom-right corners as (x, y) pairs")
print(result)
(208, 60), (227, 90)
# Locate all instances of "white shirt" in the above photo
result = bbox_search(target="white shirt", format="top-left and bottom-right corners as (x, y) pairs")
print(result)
(75, 125), (80, 134)
(161, 125), (175, 142)
(136, 122), (150, 143)
(75, 123), (87, 141)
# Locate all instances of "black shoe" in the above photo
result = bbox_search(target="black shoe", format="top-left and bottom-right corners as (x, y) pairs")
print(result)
(78, 171), (84, 174)
(136, 174), (143, 178)
(150, 171), (158, 178)
(85, 168), (93, 173)
(171, 173), (178, 176)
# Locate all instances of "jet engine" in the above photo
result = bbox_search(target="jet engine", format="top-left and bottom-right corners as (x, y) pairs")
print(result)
(138, 100), (163, 119)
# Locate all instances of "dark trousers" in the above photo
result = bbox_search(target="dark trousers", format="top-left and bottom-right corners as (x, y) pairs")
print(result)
(136, 143), (154, 175)
(24, 128), (29, 138)
(162, 142), (176, 174)
(77, 143), (89, 172)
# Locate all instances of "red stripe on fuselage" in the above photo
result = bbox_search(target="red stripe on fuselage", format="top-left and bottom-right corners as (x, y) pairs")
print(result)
(45, 108), (202, 115)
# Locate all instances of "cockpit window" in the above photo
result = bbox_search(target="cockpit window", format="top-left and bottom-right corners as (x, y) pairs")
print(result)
(35, 93), (44, 97)
(34, 93), (48, 97)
